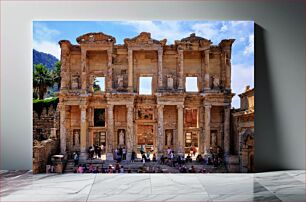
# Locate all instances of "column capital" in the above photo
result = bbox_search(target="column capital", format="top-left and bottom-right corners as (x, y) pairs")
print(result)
(177, 104), (184, 110)
(58, 104), (65, 111)
(157, 104), (164, 109)
(79, 105), (87, 111)
(128, 48), (133, 55)
(204, 104), (212, 109)
(107, 104), (114, 109)
(126, 104), (134, 109)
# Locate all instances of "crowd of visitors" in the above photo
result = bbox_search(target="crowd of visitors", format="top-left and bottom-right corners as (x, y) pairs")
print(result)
(72, 145), (225, 174)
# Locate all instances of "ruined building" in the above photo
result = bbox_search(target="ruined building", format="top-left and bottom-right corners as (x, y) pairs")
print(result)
(232, 86), (255, 172)
(58, 32), (235, 161)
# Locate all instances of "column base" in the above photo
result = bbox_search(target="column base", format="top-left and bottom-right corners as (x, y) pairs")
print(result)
(126, 152), (132, 161)
(106, 153), (114, 160)
(79, 151), (88, 161)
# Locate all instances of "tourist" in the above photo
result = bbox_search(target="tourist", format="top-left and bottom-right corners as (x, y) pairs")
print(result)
(196, 154), (203, 163)
(131, 150), (136, 162)
(90, 146), (95, 159)
(114, 148), (118, 160)
(120, 165), (124, 173)
(152, 153), (157, 162)
(146, 151), (151, 162)
(192, 146), (197, 156)
(108, 165), (113, 173)
(73, 152), (79, 166)
(167, 147), (172, 158)
(122, 147), (127, 160)
(77, 165), (83, 173)
(186, 154), (192, 163)
(160, 154), (165, 164)
(140, 144), (145, 155)
(101, 144), (105, 154)
(115, 162), (120, 173)
(142, 153), (146, 163)
(89, 163), (94, 173)
(97, 146), (101, 159)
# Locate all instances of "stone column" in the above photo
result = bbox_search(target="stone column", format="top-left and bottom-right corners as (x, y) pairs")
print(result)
(177, 49), (184, 91)
(157, 47), (163, 90)
(79, 105), (87, 160)
(59, 104), (66, 154)
(128, 49), (133, 92)
(198, 106), (205, 154)
(204, 104), (211, 153)
(224, 105), (231, 155)
(157, 104), (164, 155)
(204, 49), (210, 90)
(177, 104), (184, 155)
(126, 104), (134, 159)
(106, 105), (114, 160)
(107, 49), (113, 92)
(81, 49), (87, 92)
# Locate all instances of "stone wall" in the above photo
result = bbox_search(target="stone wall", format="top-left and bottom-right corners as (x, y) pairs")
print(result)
(32, 139), (59, 173)
(33, 105), (59, 141)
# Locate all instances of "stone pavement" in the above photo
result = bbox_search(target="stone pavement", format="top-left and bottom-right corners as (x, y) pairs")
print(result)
(0, 170), (305, 201)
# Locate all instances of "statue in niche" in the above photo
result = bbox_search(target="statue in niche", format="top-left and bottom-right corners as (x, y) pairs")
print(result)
(212, 76), (220, 89)
(166, 132), (172, 146)
(73, 130), (80, 147)
(71, 74), (80, 89)
(167, 76), (174, 89)
(118, 129), (125, 145)
(211, 132), (217, 147)
(117, 75), (124, 90)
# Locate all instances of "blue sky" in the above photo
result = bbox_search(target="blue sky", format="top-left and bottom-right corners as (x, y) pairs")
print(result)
(33, 21), (254, 108)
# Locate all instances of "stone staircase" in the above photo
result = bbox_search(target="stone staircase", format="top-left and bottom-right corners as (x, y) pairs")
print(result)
(64, 158), (227, 173)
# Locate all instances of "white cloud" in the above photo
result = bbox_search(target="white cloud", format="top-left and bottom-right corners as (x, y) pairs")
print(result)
(231, 63), (254, 108)
(33, 40), (60, 59)
(243, 34), (254, 56)
(121, 21), (189, 44)
(33, 22), (61, 59)
(34, 22), (60, 41)
(191, 23), (218, 40)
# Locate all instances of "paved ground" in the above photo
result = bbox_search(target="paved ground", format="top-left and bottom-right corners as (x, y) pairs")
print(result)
(1, 170), (305, 201)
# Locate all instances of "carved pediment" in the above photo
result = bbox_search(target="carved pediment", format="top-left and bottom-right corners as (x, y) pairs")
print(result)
(76, 32), (116, 44)
(124, 32), (167, 46)
(176, 33), (212, 48)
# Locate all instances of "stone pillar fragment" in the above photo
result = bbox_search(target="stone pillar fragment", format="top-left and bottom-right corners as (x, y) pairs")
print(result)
(126, 104), (134, 158)
(157, 104), (164, 154)
(204, 104), (211, 153)
(177, 49), (184, 91)
(106, 49), (113, 92)
(225, 52), (231, 89)
(127, 49), (133, 92)
(177, 104), (184, 155)
(224, 105), (231, 154)
(106, 105), (114, 160)
(204, 49), (210, 90)
(157, 48), (163, 90)
(59, 104), (66, 154)
(79, 105), (87, 160)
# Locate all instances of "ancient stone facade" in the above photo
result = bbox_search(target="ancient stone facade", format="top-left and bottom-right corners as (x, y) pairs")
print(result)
(58, 32), (235, 160)
(232, 86), (255, 172)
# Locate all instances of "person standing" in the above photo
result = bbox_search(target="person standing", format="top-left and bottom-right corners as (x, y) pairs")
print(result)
(131, 150), (136, 162)
(122, 147), (127, 160)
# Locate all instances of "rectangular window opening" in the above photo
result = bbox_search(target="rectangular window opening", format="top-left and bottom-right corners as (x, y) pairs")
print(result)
(185, 77), (198, 92)
(94, 77), (105, 92)
(139, 77), (152, 95)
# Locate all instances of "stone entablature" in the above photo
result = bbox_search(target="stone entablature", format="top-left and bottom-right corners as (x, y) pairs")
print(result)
(58, 32), (235, 160)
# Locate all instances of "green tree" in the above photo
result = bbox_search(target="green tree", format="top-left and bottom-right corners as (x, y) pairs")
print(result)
(33, 64), (54, 99)
(51, 61), (61, 90)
